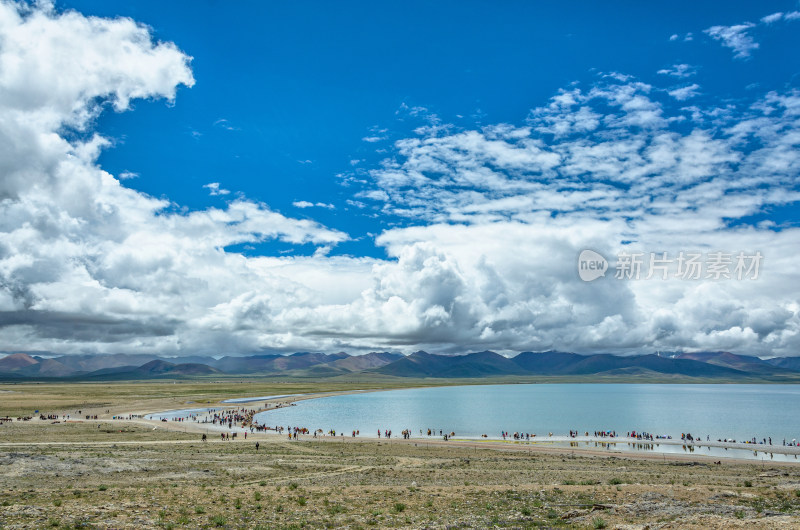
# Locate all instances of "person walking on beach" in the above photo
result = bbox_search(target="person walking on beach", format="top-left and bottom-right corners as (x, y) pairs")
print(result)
(255, 442), (259, 451)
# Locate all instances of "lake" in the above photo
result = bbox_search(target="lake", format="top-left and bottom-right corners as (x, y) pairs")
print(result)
(253, 383), (800, 443)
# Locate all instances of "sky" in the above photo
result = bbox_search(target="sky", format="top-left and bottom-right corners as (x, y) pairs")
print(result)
(1, 0), (799, 357)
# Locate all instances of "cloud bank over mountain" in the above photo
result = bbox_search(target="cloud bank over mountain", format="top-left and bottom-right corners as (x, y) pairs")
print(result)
(0, 1), (798, 357)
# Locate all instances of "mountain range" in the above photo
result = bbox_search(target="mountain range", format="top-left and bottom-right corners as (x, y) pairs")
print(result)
(0, 350), (798, 381)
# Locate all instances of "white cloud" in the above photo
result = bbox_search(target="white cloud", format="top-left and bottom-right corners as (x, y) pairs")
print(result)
(0, 0), (349, 356)
(760, 11), (800, 23)
(704, 11), (800, 59)
(213, 118), (238, 131)
(669, 33), (693, 42)
(704, 23), (758, 59)
(362, 126), (388, 143)
(203, 182), (230, 196)
(2, 1), (799, 358)
(118, 171), (138, 180)
(761, 12), (784, 24)
(657, 64), (696, 78)
(293, 201), (335, 209)
(342, 76), (800, 355)
(668, 83), (700, 101)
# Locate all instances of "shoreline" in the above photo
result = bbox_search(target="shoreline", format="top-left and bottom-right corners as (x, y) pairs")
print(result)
(4, 419), (799, 529)
(104, 388), (800, 464)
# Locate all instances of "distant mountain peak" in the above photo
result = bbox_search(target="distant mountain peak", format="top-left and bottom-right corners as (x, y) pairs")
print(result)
(0, 353), (39, 371)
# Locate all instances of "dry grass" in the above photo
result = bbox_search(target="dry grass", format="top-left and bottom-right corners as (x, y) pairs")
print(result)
(1, 421), (800, 529)
(0, 380), (413, 419)
(2, 381), (800, 528)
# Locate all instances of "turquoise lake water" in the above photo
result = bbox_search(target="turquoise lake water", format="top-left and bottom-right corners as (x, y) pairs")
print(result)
(253, 384), (800, 442)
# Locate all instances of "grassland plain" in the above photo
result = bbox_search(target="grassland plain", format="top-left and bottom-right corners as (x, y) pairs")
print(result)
(2, 380), (800, 529)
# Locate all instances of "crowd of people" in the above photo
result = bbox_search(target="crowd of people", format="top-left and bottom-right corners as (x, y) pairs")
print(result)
(22, 403), (800, 456)
(502, 431), (533, 440)
(631, 431), (670, 440)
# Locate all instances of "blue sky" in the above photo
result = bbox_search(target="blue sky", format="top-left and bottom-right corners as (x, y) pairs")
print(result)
(1, 0), (799, 356)
(74, 0), (800, 256)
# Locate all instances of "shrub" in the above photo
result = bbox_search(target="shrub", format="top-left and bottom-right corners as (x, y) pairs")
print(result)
(210, 515), (227, 527)
(608, 478), (623, 485)
(593, 517), (607, 529)
(393, 502), (406, 513)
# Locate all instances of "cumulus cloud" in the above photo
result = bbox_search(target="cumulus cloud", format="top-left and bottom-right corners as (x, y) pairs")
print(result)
(1, 0), (799, 358)
(0, 0), (348, 356)
(343, 76), (800, 356)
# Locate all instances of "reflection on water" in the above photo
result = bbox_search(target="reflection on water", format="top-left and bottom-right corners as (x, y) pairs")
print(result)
(553, 440), (800, 462)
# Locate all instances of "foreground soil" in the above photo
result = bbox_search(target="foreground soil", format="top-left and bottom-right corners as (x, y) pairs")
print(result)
(2, 421), (800, 529)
